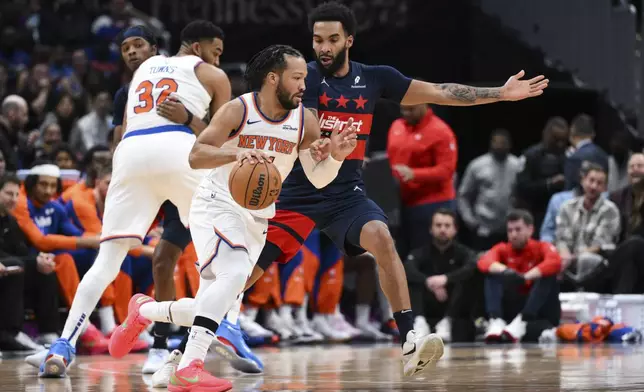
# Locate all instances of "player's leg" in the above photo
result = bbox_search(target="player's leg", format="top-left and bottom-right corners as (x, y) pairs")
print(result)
(170, 192), (263, 391)
(144, 201), (191, 374)
(334, 198), (444, 376)
(41, 175), (163, 377)
(171, 171), (264, 371)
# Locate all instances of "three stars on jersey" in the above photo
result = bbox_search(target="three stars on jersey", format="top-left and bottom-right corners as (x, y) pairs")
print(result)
(319, 92), (368, 109)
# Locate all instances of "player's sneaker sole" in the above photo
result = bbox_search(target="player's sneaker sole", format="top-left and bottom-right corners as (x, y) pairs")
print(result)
(211, 337), (262, 374)
(403, 334), (444, 377)
(40, 354), (68, 378)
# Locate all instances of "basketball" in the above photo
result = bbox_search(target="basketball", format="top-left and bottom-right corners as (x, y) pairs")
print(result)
(229, 158), (282, 210)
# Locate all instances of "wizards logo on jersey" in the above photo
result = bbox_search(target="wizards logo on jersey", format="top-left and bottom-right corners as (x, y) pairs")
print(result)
(318, 111), (373, 161)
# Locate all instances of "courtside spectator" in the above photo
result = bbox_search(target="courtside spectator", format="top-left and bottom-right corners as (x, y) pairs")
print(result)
(458, 129), (521, 250)
(556, 164), (620, 291)
(563, 114), (608, 191)
(0, 174), (57, 350)
(478, 209), (562, 343)
(610, 153), (644, 242)
(387, 102), (457, 258)
(404, 208), (481, 343)
(514, 117), (569, 231)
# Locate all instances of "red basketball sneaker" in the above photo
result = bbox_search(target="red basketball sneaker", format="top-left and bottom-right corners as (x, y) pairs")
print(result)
(168, 359), (233, 392)
(109, 293), (154, 358)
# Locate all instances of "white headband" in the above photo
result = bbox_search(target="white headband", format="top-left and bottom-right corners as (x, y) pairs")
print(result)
(30, 164), (61, 178)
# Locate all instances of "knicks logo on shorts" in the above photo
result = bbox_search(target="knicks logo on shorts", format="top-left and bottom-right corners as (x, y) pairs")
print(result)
(318, 111), (373, 160)
(237, 135), (297, 155)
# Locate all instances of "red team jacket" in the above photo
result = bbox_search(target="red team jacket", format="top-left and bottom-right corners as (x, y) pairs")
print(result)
(478, 239), (562, 291)
(387, 109), (457, 207)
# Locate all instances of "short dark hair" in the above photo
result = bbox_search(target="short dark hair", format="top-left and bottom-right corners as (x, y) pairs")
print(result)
(506, 209), (534, 226)
(0, 173), (20, 190)
(308, 1), (357, 37)
(180, 20), (225, 45)
(570, 113), (595, 138)
(50, 144), (77, 166)
(544, 116), (568, 133)
(244, 44), (304, 91)
(582, 161), (607, 177)
(432, 208), (458, 227)
(96, 163), (112, 180)
(491, 128), (511, 141)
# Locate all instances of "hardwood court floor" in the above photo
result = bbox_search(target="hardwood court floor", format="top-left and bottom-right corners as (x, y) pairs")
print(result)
(1, 343), (643, 391)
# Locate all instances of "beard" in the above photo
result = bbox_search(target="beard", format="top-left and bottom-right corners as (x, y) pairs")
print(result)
(315, 47), (347, 76)
(276, 81), (298, 110)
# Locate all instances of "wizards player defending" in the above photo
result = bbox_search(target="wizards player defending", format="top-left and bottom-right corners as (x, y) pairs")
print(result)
(249, 1), (549, 376)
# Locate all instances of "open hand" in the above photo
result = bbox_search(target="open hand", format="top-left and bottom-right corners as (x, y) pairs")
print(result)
(329, 118), (358, 161)
(501, 70), (549, 101)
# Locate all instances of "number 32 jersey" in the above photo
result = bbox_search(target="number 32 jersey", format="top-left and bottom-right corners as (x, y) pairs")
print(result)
(124, 55), (211, 135)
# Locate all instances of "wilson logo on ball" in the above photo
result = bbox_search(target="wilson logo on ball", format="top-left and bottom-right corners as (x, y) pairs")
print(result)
(249, 173), (266, 207)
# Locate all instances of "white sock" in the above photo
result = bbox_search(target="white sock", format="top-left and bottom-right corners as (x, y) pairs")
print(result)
(61, 240), (130, 346)
(177, 326), (215, 370)
(98, 306), (116, 334)
(140, 298), (195, 327)
(244, 306), (258, 321)
(279, 305), (293, 320)
(225, 294), (243, 324)
(296, 295), (308, 322)
(355, 304), (370, 326)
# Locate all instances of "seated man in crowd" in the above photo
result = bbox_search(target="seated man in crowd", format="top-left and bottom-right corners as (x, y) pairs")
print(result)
(478, 209), (562, 343)
(404, 208), (481, 343)
(0, 174), (58, 350)
(555, 163), (620, 292)
(12, 161), (116, 353)
(610, 153), (644, 242)
(602, 177), (644, 293)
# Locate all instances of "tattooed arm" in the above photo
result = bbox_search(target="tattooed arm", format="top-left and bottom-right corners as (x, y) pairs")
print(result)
(400, 70), (548, 106)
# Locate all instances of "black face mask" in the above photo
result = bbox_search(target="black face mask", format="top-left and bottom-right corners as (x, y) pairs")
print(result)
(491, 150), (509, 161)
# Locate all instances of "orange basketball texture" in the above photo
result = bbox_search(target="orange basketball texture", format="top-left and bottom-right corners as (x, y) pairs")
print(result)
(229, 159), (282, 210)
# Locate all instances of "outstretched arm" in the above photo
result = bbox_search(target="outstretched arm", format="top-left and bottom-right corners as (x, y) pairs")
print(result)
(401, 70), (548, 106)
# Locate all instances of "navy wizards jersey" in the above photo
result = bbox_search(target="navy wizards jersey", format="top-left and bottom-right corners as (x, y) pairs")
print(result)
(281, 61), (412, 199)
(112, 84), (129, 127)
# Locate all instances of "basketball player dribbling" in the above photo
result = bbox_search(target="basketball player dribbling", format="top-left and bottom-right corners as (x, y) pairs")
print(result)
(111, 26), (265, 380)
(37, 20), (233, 378)
(109, 44), (359, 391)
(237, 1), (548, 377)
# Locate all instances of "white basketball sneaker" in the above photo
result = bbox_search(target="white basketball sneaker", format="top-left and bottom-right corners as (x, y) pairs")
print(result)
(402, 330), (444, 376)
(151, 349), (182, 388)
(142, 348), (170, 374)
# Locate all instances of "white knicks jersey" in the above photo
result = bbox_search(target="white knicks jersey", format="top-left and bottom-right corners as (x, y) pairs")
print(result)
(124, 55), (211, 135)
(204, 92), (305, 219)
